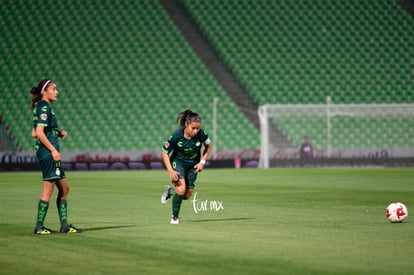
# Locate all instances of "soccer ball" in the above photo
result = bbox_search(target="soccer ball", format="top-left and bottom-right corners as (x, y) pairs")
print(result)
(385, 202), (408, 223)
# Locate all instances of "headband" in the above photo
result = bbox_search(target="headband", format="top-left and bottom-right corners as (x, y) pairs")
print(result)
(40, 80), (51, 93)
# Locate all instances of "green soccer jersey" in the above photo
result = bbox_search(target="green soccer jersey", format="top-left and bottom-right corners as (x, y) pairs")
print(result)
(162, 128), (210, 165)
(32, 100), (60, 159)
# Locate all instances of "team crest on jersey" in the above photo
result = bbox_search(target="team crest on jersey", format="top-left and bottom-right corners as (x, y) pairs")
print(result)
(40, 114), (47, 121)
(196, 141), (201, 146)
(164, 141), (170, 148)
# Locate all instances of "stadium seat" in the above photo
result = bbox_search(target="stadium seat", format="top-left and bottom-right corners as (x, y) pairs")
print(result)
(1, 0), (413, 152)
(0, 0), (260, 152)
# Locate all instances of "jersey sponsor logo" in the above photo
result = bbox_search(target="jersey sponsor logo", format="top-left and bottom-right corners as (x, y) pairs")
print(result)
(177, 141), (183, 147)
(40, 113), (47, 121)
(41, 106), (47, 112)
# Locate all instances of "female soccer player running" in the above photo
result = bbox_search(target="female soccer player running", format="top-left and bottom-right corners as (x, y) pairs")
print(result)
(31, 79), (82, 234)
(161, 110), (211, 224)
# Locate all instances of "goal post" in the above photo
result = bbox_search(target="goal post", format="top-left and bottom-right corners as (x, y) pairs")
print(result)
(258, 101), (414, 168)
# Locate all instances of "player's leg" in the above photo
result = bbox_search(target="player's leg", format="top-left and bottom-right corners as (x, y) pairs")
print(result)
(183, 169), (197, 200)
(161, 161), (179, 204)
(34, 157), (58, 234)
(170, 165), (199, 224)
(161, 184), (175, 204)
(56, 177), (83, 233)
(171, 178), (186, 224)
(183, 188), (193, 200)
(164, 162), (185, 224)
(55, 178), (69, 230)
(34, 180), (56, 234)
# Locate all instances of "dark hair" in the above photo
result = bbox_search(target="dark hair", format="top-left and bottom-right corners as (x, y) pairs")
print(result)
(30, 79), (51, 109)
(176, 109), (202, 128)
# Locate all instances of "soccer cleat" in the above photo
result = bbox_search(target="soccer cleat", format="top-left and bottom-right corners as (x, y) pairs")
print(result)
(60, 224), (83, 233)
(34, 226), (57, 235)
(170, 216), (179, 225)
(161, 185), (172, 204)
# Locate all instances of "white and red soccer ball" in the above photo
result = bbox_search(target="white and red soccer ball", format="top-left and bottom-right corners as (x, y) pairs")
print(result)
(386, 202), (408, 223)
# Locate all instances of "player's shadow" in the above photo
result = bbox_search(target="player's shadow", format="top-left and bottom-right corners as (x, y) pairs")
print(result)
(188, 217), (254, 223)
(83, 225), (136, 232)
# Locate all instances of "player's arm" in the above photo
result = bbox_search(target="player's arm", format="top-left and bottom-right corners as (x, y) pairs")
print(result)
(162, 151), (179, 182)
(194, 138), (211, 172)
(58, 129), (68, 138)
(35, 125), (61, 161)
(201, 141), (211, 163)
(31, 128), (37, 138)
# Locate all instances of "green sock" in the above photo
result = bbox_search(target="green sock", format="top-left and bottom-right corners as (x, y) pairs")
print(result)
(57, 199), (68, 228)
(35, 200), (49, 229)
(172, 194), (183, 217)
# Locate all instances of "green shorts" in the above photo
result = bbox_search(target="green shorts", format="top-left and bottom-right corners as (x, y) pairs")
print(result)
(171, 160), (198, 189)
(38, 156), (66, 182)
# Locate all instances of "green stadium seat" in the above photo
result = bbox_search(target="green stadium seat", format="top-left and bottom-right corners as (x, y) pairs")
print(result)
(2, 0), (413, 152)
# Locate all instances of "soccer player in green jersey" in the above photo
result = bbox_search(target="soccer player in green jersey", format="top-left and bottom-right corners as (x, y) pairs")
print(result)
(31, 79), (82, 234)
(161, 110), (212, 224)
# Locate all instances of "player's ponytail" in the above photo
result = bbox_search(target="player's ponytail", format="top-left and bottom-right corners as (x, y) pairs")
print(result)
(31, 79), (50, 109)
(176, 109), (202, 128)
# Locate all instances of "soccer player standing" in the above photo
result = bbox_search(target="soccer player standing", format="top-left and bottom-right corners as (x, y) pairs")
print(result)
(161, 110), (211, 224)
(31, 79), (82, 234)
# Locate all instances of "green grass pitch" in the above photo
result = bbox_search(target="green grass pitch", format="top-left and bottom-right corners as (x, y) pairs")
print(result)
(0, 168), (413, 274)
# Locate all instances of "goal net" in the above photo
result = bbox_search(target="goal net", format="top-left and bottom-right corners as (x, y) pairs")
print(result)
(258, 99), (414, 168)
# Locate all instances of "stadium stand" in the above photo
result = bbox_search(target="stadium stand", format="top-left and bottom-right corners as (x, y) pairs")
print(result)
(0, 0), (259, 152)
(0, 0), (412, 152)
(181, 0), (413, 148)
(182, 0), (413, 105)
